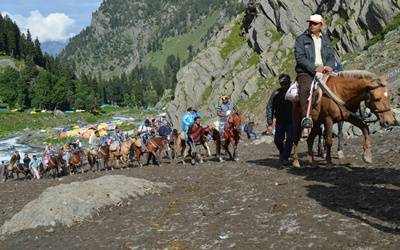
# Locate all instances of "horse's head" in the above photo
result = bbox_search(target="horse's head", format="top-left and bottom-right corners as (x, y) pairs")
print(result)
(229, 113), (242, 131)
(366, 76), (398, 127)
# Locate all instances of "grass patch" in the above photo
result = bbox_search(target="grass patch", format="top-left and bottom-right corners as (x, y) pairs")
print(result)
(270, 30), (282, 42)
(342, 52), (358, 62)
(146, 11), (220, 69)
(220, 16), (246, 59)
(334, 17), (347, 26)
(247, 52), (259, 67)
(365, 14), (400, 49)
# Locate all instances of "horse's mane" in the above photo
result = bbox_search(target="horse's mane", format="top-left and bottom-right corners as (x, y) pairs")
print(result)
(335, 70), (387, 86)
(336, 70), (376, 80)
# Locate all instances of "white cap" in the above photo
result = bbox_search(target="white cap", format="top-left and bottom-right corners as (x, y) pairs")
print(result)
(307, 14), (323, 24)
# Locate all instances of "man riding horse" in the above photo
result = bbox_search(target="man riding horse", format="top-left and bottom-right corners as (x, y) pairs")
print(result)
(295, 14), (335, 129)
(292, 14), (398, 168)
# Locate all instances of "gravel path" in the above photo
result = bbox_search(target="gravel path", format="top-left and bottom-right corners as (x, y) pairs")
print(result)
(1, 129), (400, 249)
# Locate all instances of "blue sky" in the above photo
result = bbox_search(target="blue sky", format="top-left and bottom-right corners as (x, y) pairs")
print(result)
(1, 0), (102, 42)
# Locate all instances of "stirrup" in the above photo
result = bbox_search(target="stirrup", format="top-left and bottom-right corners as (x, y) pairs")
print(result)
(301, 117), (313, 129)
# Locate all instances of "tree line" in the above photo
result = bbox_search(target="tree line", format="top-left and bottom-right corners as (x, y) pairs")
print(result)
(0, 14), (181, 111)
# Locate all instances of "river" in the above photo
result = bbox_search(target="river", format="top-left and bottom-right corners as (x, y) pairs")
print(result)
(0, 137), (42, 163)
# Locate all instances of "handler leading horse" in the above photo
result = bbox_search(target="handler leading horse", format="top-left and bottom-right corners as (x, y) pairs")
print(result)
(292, 70), (397, 168)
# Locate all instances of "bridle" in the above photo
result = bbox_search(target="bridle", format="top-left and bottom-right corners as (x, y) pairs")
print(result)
(365, 85), (392, 115)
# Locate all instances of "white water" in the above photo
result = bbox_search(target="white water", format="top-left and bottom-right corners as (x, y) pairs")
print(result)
(0, 137), (41, 163)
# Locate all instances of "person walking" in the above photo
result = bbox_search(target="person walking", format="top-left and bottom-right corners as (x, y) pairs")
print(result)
(266, 74), (294, 165)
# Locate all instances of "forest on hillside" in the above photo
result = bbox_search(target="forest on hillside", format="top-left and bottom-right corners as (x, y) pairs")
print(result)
(0, 14), (182, 110)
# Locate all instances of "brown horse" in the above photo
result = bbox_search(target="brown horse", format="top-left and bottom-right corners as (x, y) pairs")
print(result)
(187, 126), (212, 164)
(98, 144), (110, 171)
(45, 152), (67, 178)
(133, 136), (170, 166)
(69, 149), (86, 174)
(4, 153), (31, 180)
(292, 70), (398, 168)
(215, 113), (242, 161)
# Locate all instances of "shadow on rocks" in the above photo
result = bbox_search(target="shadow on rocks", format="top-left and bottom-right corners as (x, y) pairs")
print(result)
(250, 157), (400, 234)
(290, 165), (400, 234)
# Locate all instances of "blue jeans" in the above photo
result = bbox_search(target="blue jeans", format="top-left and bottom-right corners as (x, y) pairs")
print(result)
(274, 122), (293, 161)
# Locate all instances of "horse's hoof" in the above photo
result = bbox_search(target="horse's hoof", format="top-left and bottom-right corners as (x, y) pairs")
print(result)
(363, 155), (372, 164)
(337, 150), (345, 159)
(219, 158), (224, 163)
(191, 159), (195, 165)
(292, 160), (301, 168)
(199, 159), (204, 164)
(234, 158), (239, 162)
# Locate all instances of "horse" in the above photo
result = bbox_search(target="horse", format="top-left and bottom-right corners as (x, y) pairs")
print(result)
(214, 113), (243, 161)
(3, 152), (30, 180)
(98, 144), (110, 171)
(187, 125), (212, 165)
(133, 136), (170, 166)
(292, 70), (398, 168)
(119, 137), (136, 165)
(69, 149), (86, 174)
(44, 152), (67, 178)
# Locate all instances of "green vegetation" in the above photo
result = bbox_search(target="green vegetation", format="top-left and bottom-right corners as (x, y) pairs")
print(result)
(334, 17), (347, 26)
(342, 52), (358, 62)
(247, 52), (259, 67)
(365, 14), (400, 49)
(202, 85), (213, 104)
(280, 48), (296, 78)
(146, 11), (220, 69)
(270, 30), (283, 42)
(237, 77), (275, 111)
(220, 16), (246, 59)
(61, 0), (243, 76)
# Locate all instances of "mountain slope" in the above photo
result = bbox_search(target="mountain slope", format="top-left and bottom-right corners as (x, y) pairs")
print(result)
(166, 0), (400, 127)
(59, 0), (242, 78)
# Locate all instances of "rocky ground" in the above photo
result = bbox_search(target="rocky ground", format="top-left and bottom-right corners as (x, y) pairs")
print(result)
(1, 128), (400, 249)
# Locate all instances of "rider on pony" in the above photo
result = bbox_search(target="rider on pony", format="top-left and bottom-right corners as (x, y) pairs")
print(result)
(181, 107), (200, 141)
(137, 119), (153, 153)
(216, 95), (238, 137)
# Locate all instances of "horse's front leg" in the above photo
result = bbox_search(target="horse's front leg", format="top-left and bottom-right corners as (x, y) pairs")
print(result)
(224, 139), (233, 160)
(323, 118), (334, 166)
(307, 126), (319, 167)
(337, 121), (345, 159)
(292, 124), (303, 168)
(203, 142), (211, 158)
(347, 116), (371, 163)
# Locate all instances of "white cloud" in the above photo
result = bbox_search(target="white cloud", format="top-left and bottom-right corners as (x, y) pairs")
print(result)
(4, 10), (75, 42)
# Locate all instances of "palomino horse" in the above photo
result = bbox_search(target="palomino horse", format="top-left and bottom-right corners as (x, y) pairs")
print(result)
(109, 138), (136, 168)
(214, 113), (243, 161)
(292, 70), (398, 168)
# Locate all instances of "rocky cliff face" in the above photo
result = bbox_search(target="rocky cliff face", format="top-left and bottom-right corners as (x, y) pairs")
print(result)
(167, 0), (400, 127)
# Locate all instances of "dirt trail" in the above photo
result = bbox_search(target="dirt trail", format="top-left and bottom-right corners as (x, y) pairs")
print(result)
(1, 129), (400, 249)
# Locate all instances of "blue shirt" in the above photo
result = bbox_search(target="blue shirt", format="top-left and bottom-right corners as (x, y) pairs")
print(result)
(181, 111), (201, 133)
(29, 158), (41, 169)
